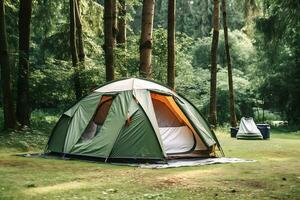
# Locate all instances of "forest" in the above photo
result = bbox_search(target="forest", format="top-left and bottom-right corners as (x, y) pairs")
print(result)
(0, 1), (300, 200)
(0, 0), (299, 130)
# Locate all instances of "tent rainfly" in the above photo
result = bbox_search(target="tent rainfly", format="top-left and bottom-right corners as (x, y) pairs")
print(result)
(236, 117), (263, 140)
(46, 78), (224, 162)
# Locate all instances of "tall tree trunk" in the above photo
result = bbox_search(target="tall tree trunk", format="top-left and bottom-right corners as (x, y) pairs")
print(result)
(0, 1), (16, 129)
(112, 0), (117, 42)
(75, 0), (85, 63)
(75, 0), (85, 96)
(209, 0), (219, 128)
(104, 0), (115, 81)
(167, 0), (175, 90)
(116, 0), (126, 44)
(116, 0), (127, 77)
(139, 0), (155, 79)
(221, 0), (237, 127)
(16, 0), (32, 126)
(70, 0), (82, 100)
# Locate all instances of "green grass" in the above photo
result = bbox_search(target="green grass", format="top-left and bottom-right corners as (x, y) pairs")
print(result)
(0, 112), (299, 200)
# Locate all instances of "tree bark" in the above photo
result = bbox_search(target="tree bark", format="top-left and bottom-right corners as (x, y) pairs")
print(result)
(16, 0), (32, 126)
(116, 0), (127, 77)
(221, 0), (237, 127)
(167, 0), (175, 90)
(104, 0), (115, 81)
(139, 0), (155, 79)
(116, 0), (126, 44)
(209, 0), (219, 128)
(0, 1), (16, 129)
(75, 0), (85, 62)
(112, 0), (117, 41)
(70, 0), (82, 100)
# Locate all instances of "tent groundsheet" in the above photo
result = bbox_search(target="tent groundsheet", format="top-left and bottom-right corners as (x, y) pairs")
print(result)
(17, 154), (254, 168)
(113, 157), (255, 168)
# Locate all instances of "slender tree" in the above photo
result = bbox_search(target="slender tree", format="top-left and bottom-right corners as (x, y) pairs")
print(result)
(0, 1), (16, 129)
(221, 0), (237, 127)
(167, 0), (175, 89)
(75, 0), (85, 63)
(70, 0), (82, 99)
(16, 0), (32, 126)
(116, 0), (126, 44)
(139, 0), (155, 79)
(116, 0), (128, 77)
(104, 0), (115, 81)
(112, 0), (117, 41)
(209, 0), (219, 127)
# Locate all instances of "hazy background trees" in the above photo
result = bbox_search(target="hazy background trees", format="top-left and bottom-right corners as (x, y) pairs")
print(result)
(0, 0), (299, 129)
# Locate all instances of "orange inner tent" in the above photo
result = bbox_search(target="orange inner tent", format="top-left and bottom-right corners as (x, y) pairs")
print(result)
(93, 96), (113, 125)
(151, 93), (197, 134)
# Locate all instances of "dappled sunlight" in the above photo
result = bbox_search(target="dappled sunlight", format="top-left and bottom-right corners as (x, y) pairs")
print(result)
(266, 157), (293, 162)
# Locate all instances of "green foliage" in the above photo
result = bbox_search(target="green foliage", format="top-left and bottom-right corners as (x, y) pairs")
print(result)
(4, 0), (19, 51)
(174, 30), (257, 124)
(253, 108), (281, 122)
(253, 0), (300, 123)
(192, 29), (256, 72)
(1, 0), (299, 126)
(0, 109), (59, 150)
(154, 0), (213, 37)
(154, 0), (245, 38)
(152, 28), (168, 82)
(15, 141), (30, 151)
(30, 60), (74, 108)
(27, 0), (106, 108)
(115, 35), (139, 78)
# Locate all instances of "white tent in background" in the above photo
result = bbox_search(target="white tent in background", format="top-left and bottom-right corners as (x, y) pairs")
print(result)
(236, 117), (263, 140)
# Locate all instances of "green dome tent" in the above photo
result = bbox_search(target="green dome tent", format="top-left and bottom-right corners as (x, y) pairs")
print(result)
(46, 78), (224, 162)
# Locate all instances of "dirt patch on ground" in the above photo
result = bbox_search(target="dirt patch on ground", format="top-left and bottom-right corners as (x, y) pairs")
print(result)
(153, 168), (223, 188)
(233, 179), (268, 190)
(158, 176), (188, 187)
(24, 181), (88, 195)
(0, 159), (34, 168)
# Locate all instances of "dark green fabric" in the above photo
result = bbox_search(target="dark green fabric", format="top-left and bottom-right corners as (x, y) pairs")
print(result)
(70, 91), (133, 158)
(63, 92), (103, 152)
(127, 98), (139, 117)
(133, 89), (167, 157)
(237, 134), (263, 140)
(64, 103), (80, 117)
(110, 99), (164, 159)
(47, 115), (71, 152)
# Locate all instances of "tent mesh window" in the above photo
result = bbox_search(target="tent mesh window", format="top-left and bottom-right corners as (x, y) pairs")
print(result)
(80, 96), (114, 141)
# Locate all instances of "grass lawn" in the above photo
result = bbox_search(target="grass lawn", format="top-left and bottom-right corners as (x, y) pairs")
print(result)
(0, 114), (299, 200)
